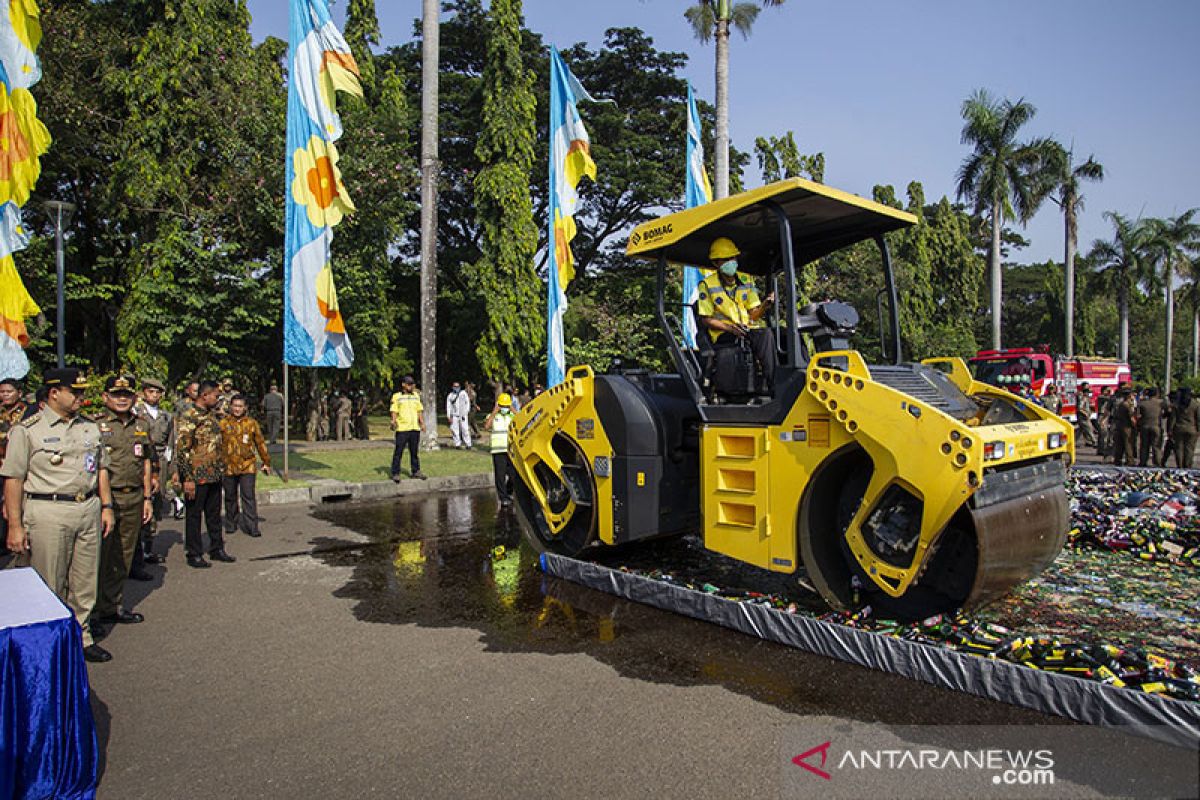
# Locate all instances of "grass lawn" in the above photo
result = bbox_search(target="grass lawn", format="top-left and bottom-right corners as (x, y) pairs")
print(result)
(271, 445), (491, 484)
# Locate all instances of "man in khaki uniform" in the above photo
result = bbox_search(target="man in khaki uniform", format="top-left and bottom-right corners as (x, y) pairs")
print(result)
(2, 368), (116, 662)
(0, 376), (27, 554)
(1137, 388), (1165, 467)
(135, 376), (172, 564)
(1074, 383), (1096, 448)
(334, 392), (353, 441)
(91, 375), (154, 634)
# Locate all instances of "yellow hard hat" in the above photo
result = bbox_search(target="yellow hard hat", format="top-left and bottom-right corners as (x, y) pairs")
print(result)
(709, 237), (740, 261)
(498, 393), (512, 407)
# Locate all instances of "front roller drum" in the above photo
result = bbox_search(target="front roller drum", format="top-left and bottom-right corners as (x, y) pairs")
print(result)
(963, 475), (1069, 609)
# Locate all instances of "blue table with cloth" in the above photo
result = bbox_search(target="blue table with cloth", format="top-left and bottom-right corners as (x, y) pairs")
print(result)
(0, 567), (98, 800)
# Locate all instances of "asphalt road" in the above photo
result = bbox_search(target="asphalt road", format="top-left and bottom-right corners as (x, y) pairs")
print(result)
(87, 490), (1130, 799)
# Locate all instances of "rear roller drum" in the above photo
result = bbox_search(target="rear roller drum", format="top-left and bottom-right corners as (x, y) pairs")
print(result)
(511, 434), (596, 557)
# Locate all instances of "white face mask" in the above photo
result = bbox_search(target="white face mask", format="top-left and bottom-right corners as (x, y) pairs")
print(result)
(718, 260), (738, 277)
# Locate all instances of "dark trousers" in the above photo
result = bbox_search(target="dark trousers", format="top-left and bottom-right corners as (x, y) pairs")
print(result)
(391, 430), (421, 476)
(222, 473), (260, 535)
(1112, 427), (1136, 466)
(265, 412), (282, 444)
(1174, 432), (1197, 469)
(1138, 428), (1161, 467)
(185, 481), (224, 557)
(492, 452), (512, 503)
(713, 328), (776, 389)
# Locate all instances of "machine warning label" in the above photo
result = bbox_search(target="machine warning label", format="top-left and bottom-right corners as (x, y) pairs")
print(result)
(576, 418), (595, 439)
(808, 416), (830, 448)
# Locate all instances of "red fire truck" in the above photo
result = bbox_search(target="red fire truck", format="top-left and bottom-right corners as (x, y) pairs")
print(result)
(967, 347), (1132, 421)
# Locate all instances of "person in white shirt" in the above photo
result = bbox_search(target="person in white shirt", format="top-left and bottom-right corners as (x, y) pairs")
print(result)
(445, 381), (472, 449)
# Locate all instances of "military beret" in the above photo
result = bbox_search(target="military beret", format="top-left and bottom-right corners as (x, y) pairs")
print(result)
(43, 367), (90, 389)
(401, 375), (415, 385)
(141, 377), (165, 391)
(103, 374), (137, 394)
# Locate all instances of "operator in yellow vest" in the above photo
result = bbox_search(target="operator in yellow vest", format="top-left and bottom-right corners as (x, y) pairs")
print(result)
(485, 393), (515, 507)
(696, 237), (776, 388)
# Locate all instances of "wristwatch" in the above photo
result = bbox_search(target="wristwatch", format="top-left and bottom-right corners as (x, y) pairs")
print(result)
(101, 502), (114, 510)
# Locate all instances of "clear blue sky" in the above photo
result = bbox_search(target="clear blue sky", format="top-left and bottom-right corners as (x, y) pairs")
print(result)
(248, 0), (1199, 263)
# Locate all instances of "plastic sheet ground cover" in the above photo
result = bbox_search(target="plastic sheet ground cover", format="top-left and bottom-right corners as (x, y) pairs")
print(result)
(535, 468), (1200, 740)
(539, 550), (1200, 747)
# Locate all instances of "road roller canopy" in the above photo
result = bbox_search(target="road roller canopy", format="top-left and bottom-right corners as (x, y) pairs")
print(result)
(625, 178), (917, 275)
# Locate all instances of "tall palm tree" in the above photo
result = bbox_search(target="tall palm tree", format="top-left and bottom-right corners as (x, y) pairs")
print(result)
(685, 0), (784, 199)
(1089, 212), (1151, 363)
(955, 89), (1056, 349)
(419, 0), (440, 449)
(1180, 254), (1200, 377)
(1144, 210), (1200, 392)
(1046, 143), (1103, 358)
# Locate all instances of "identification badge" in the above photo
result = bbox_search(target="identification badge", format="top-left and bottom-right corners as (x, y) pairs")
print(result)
(134, 443), (144, 458)
(84, 452), (97, 473)
(242, 433), (249, 444)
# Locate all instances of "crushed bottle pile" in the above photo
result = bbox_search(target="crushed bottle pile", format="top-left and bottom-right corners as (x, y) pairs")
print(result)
(1067, 469), (1200, 567)
(600, 468), (1200, 703)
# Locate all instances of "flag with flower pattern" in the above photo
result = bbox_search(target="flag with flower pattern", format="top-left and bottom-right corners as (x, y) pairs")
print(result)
(283, 0), (360, 367)
(0, 0), (49, 379)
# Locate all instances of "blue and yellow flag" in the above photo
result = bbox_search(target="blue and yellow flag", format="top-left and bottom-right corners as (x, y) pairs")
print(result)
(682, 82), (712, 348)
(0, 0), (48, 379)
(283, 0), (360, 368)
(546, 47), (599, 387)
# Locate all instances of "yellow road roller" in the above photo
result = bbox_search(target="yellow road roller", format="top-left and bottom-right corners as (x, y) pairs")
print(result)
(509, 178), (1073, 618)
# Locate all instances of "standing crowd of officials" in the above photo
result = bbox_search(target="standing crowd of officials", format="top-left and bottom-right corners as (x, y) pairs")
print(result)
(1, 369), (273, 663)
(1074, 383), (1200, 468)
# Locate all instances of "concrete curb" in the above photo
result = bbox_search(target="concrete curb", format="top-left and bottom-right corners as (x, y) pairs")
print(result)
(260, 472), (493, 506)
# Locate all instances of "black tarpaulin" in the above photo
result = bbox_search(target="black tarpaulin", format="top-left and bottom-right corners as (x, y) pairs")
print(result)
(539, 553), (1200, 749)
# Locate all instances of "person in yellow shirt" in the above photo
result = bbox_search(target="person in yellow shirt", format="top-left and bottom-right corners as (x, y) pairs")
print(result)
(696, 237), (776, 389)
(218, 395), (271, 537)
(390, 375), (426, 481)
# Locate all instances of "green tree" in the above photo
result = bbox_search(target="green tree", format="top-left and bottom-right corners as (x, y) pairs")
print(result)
(684, 0), (784, 198)
(1143, 210), (1200, 391)
(754, 131), (824, 183)
(472, 0), (542, 386)
(955, 89), (1056, 350)
(1045, 144), (1103, 358)
(344, 0), (381, 94)
(1088, 212), (1153, 363)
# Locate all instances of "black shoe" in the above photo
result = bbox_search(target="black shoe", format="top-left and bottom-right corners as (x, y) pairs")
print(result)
(187, 555), (211, 569)
(100, 609), (145, 625)
(245, 530), (262, 538)
(83, 644), (113, 663)
(391, 474), (401, 483)
(89, 620), (112, 640)
(143, 552), (165, 565)
(209, 549), (236, 563)
(412, 471), (428, 480)
(128, 567), (153, 582)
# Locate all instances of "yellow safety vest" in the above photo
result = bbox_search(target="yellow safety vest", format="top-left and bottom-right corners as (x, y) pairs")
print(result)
(490, 412), (512, 454)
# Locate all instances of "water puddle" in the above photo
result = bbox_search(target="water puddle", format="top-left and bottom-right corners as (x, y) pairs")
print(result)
(309, 489), (1064, 726)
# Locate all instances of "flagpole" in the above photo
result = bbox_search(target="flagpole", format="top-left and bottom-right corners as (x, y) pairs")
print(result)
(283, 363), (289, 482)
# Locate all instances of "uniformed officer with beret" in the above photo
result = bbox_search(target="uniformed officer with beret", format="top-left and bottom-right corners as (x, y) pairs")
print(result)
(90, 375), (154, 636)
(2, 367), (117, 663)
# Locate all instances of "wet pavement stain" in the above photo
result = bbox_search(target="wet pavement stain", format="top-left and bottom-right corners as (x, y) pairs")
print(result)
(308, 489), (1068, 728)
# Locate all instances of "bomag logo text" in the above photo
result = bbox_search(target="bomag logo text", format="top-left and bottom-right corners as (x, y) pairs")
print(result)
(638, 222), (673, 243)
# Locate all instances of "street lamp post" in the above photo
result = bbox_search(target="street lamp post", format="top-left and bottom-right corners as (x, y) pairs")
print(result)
(43, 200), (76, 368)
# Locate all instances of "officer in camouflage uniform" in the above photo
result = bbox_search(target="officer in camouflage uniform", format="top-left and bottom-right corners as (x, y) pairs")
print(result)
(2, 368), (116, 662)
(134, 377), (172, 564)
(176, 379), (234, 568)
(91, 375), (154, 632)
